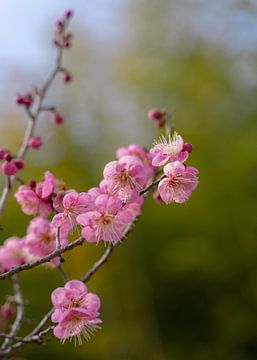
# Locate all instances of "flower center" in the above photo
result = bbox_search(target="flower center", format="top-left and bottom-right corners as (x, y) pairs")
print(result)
(99, 214), (113, 225)
(118, 170), (129, 183)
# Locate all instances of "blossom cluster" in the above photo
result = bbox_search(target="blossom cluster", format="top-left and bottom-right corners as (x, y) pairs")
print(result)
(0, 10), (199, 351)
(0, 126), (198, 344)
(150, 132), (198, 204)
(0, 148), (25, 176)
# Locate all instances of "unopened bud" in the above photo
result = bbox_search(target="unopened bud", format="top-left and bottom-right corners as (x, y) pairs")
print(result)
(147, 108), (167, 128)
(64, 9), (73, 19)
(63, 71), (72, 83)
(1, 161), (18, 176)
(14, 159), (25, 169)
(182, 143), (193, 153)
(53, 112), (64, 125)
(1, 302), (15, 320)
(0, 149), (8, 160)
(3, 152), (13, 162)
(28, 136), (43, 150)
(28, 179), (37, 189)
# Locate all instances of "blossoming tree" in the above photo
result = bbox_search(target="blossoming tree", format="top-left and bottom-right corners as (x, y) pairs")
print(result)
(0, 10), (198, 357)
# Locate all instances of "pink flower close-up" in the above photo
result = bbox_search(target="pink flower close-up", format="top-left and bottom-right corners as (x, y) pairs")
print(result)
(36, 171), (56, 200)
(14, 185), (52, 218)
(77, 194), (133, 244)
(116, 144), (155, 183)
(52, 191), (93, 232)
(158, 161), (199, 204)
(51, 280), (101, 344)
(25, 217), (68, 267)
(150, 132), (189, 167)
(103, 155), (147, 201)
(0, 237), (28, 272)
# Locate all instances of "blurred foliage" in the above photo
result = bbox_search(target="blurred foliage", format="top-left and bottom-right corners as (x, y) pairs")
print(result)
(0, 0), (257, 359)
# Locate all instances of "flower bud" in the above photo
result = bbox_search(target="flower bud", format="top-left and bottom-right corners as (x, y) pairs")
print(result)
(16, 93), (33, 109)
(14, 159), (25, 169)
(3, 152), (13, 162)
(65, 9), (73, 19)
(0, 302), (15, 320)
(28, 136), (43, 149)
(63, 71), (72, 83)
(0, 148), (8, 160)
(1, 161), (18, 176)
(53, 112), (64, 125)
(28, 179), (37, 189)
(147, 108), (167, 128)
(182, 143), (193, 153)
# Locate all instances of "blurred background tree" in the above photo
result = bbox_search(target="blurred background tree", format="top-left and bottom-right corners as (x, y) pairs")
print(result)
(0, 0), (257, 359)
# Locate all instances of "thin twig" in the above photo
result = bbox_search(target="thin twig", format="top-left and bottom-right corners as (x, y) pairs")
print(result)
(57, 264), (69, 283)
(139, 175), (165, 196)
(0, 45), (64, 217)
(0, 237), (84, 280)
(55, 227), (61, 249)
(1, 275), (25, 351)
(81, 244), (114, 283)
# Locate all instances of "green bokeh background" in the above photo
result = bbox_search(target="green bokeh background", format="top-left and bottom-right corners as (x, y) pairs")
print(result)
(0, 1), (257, 359)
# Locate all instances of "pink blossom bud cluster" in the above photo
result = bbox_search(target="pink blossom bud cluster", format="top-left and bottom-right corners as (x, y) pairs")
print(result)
(149, 131), (198, 203)
(54, 10), (74, 49)
(0, 148), (25, 176)
(54, 10), (73, 84)
(16, 93), (33, 109)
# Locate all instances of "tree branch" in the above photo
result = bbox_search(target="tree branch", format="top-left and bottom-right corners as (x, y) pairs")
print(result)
(0, 237), (84, 280)
(0, 45), (64, 217)
(1, 275), (25, 351)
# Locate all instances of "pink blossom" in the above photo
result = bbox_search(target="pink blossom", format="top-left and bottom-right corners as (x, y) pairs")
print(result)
(25, 217), (68, 267)
(158, 161), (198, 204)
(52, 191), (93, 232)
(14, 185), (52, 218)
(123, 192), (145, 221)
(152, 189), (164, 204)
(116, 144), (155, 182)
(77, 194), (133, 244)
(51, 280), (101, 344)
(150, 132), (189, 167)
(35, 171), (56, 200)
(103, 155), (147, 201)
(0, 237), (28, 273)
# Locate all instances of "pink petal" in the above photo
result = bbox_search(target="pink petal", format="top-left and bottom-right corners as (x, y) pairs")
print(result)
(64, 280), (87, 294)
(158, 178), (175, 204)
(63, 191), (78, 208)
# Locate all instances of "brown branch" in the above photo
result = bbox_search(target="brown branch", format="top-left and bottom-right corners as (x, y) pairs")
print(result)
(0, 237), (84, 280)
(1, 275), (25, 351)
(81, 244), (114, 283)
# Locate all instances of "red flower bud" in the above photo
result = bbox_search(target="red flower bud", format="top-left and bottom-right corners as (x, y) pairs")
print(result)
(28, 136), (43, 149)
(14, 159), (25, 169)
(1, 161), (18, 176)
(147, 108), (167, 128)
